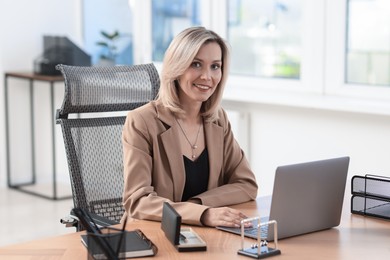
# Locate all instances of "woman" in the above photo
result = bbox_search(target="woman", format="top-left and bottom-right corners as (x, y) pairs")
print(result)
(122, 26), (258, 227)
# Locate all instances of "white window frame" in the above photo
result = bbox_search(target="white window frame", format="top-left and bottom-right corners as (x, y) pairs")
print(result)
(325, 0), (390, 101)
(130, 0), (152, 64)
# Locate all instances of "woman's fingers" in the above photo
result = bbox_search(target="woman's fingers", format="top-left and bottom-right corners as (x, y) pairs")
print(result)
(201, 207), (248, 227)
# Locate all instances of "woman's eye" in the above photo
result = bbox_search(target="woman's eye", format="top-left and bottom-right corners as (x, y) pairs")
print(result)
(212, 64), (221, 70)
(191, 62), (201, 68)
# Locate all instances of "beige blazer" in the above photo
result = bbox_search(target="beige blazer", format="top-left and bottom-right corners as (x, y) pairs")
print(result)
(122, 100), (258, 225)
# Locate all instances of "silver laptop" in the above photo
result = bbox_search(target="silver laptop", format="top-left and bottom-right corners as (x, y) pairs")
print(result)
(217, 156), (350, 240)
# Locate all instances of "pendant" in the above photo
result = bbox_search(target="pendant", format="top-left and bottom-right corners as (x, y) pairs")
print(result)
(192, 154), (196, 159)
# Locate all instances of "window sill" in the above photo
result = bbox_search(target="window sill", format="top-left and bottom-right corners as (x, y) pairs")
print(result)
(222, 85), (390, 118)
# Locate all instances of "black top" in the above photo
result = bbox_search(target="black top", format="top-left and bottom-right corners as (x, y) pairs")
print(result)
(181, 149), (210, 202)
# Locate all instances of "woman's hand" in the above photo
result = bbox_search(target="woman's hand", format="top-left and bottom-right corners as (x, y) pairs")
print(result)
(200, 207), (248, 227)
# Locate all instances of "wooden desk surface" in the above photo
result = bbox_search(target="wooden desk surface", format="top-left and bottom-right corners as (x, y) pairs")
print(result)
(5, 72), (64, 82)
(0, 198), (389, 260)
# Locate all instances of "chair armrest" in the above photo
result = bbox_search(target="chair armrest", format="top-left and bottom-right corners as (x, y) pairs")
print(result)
(60, 209), (120, 231)
(60, 214), (78, 228)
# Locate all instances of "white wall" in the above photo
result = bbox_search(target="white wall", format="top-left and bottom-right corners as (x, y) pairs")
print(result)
(223, 100), (390, 197)
(0, 0), (82, 187)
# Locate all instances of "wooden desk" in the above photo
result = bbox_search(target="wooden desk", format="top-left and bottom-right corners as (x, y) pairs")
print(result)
(0, 197), (389, 260)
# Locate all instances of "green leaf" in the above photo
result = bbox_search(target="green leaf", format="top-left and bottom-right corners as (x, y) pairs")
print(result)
(96, 41), (109, 47)
(100, 30), (120, 40)
(111, 30), (120, 39)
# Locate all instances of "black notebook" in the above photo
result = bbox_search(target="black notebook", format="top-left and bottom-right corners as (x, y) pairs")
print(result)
(81, 229), (157, 259)
(72, 208), (157, 259)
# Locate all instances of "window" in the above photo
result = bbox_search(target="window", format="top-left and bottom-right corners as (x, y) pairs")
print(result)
(346, 0), (390, 86)
(151, 0), (202, 61)
(83, 0), (134, 65)
(227, 0), (302, 79)
(129, 0), (390, 110)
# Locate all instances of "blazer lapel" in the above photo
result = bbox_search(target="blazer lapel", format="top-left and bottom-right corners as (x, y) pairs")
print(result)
(204, 121), (223, 189)
(157, 105), (186, 202)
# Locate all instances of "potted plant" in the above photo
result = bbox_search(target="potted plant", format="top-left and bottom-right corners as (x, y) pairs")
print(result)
(96, 30), (121, 66)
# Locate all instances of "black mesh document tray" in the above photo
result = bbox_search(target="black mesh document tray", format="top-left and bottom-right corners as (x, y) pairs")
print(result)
(351, 174), (390, 220)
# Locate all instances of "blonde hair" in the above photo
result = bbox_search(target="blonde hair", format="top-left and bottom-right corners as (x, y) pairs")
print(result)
(157, 26), (230, 122)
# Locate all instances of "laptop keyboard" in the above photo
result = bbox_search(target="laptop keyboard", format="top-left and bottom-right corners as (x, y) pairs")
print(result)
(244, 224), (269, 239)
(245, 216), (270, 239)
(216, 216), (270, 239)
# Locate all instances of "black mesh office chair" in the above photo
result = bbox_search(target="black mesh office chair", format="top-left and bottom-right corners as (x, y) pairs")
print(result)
(56, 64), (160, 230)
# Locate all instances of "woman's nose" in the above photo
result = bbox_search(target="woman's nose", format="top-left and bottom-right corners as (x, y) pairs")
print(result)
(200, 68), (212, 80)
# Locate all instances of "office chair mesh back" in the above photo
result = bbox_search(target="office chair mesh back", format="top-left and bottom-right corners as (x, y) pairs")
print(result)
(57, 64), (159, 115)
(56, 64), (160, 224)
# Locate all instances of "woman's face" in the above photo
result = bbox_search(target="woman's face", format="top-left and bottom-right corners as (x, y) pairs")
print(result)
(177, 42), (222, 107)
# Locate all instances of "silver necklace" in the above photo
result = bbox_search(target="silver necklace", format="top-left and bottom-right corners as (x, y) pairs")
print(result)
(175, 117), (202, 159)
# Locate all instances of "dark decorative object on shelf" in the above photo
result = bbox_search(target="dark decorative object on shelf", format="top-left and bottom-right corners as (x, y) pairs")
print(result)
(34, 35), (91, 75)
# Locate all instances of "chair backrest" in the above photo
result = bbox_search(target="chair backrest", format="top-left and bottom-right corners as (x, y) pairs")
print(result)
(56, 64), (160, 223)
